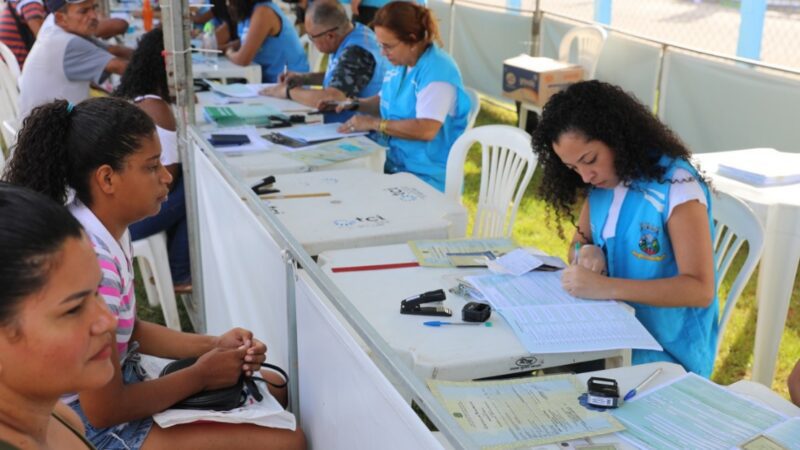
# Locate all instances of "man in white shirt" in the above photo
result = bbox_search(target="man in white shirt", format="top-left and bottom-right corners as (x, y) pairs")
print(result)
(18, 0), (128, 117)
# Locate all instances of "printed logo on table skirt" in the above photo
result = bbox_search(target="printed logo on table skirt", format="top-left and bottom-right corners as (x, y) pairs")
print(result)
(510, 356), (542, 371)
(384, 186), (426, 201)
(333, 215), (389, 228)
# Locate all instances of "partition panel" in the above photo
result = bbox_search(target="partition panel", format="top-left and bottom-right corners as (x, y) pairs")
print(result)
(452, 1), (532, 98)
(595, 33), (662, 110)
(659, 49), (800, 153)
(428, 0), (453, 53)
(296, 272), (445, 450)
(193, 143), (290, 369)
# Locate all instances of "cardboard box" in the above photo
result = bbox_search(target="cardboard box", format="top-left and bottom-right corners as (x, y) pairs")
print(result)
(502, 55), (583, 106)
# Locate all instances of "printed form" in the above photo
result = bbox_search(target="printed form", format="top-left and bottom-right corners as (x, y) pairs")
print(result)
(612, 373), (788, 449)
(427, 374), (624, 449)
(464, 271), (661, 353)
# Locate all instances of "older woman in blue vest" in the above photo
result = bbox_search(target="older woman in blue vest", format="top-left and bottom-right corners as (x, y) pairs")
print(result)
(337, 1), (470, 192)
(225, 0), (309, 82)
(260, 0), (386, 124)
(532, 80), (719, 377)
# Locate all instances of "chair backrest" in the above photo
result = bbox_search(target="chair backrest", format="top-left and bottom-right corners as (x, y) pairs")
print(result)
(465, 87), (480, 130)
(0, 42), (20, 82)
(711, 191), (764, 349)
(299, 33), (325, 73)
(558, 25), (607, 80)
(445, 125), (536, 238)
(0, 54), (20, 123)
(2, 119), (19, 156)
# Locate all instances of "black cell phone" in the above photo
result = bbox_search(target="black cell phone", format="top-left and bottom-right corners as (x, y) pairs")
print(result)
(209, 134), (250, 146)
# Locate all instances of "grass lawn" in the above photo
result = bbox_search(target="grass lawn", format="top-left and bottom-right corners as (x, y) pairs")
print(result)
(138, 95), (800, 400)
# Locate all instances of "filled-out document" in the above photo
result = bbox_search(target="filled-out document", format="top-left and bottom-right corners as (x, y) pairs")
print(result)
(428, 374), (624, 449)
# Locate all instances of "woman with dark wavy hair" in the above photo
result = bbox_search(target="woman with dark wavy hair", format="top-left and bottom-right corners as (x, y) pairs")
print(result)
(532, 80), (718, 377)
(114, 28), (190, 288)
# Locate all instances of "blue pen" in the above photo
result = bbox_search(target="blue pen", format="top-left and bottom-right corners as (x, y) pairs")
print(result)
(424, 321), (493, 327)
(573, 242), (581, 265)
(623, 368), (662, 401)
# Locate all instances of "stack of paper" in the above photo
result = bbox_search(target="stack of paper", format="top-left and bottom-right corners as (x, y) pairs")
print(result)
(203, 104), (282, 127)
(613, 373), (797, 449)
(205, 80), (260, 98)
(283, 136), (384, 166)
(717, 148), (800, 186)
(408, 238), (518, 267)
(277, 123), (368, 144)
(464, 271), (662, 354)
(428, 374), (624, 449)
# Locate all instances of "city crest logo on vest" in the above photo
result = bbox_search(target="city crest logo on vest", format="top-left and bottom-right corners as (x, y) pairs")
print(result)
(633, 222), (666, 261)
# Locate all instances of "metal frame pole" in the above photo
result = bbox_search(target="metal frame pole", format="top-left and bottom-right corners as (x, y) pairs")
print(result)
(161, 0), (205, 332)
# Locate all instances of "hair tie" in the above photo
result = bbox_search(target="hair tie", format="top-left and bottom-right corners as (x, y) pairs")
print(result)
(66, 102), (75, 114)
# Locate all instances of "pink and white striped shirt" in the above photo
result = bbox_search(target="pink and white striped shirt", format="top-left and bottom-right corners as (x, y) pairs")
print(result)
(69, 200), (136, 360)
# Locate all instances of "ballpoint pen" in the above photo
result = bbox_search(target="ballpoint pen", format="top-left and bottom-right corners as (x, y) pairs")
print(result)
(424, 321), (493, 327)
(573, 242), (581, 265)
(623, 367), (663, 401)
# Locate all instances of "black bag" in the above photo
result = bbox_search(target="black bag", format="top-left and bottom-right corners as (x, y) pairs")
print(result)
(159, 357), (288, 411)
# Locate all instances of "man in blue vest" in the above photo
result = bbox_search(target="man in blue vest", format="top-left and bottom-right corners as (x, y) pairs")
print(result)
(260, 0), (386, 123)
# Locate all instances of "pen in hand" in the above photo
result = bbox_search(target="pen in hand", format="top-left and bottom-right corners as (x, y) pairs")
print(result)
(623, 367), (663, 401)
(573, 242), (581, 265)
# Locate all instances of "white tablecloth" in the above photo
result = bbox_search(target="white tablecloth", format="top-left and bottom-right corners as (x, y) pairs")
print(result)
(316, 243), (630, 380)
(265, 170), (468, 256)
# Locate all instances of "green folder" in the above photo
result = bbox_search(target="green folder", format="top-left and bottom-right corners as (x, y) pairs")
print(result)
(203, 104), (282, 127)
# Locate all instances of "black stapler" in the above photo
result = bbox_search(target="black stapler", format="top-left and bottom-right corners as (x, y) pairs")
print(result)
(400, 289), (452, 317)
(252, 176), (279, 195)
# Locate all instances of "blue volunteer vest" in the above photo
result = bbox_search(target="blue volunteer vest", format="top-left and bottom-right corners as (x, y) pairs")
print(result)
(238, 2), (309, 83)
(322, 23), (387, 123)
(588, 156), (719, 377)
(379, 45), (470, 192)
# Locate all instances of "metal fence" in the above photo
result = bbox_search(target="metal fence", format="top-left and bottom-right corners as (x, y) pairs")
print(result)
(538, 0), (800, 70)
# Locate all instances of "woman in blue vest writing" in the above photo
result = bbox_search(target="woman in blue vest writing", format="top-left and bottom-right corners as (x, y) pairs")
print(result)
(225, 0), (309, 82)
(337, 1), (471, 192)
(532, 80), (719, 377)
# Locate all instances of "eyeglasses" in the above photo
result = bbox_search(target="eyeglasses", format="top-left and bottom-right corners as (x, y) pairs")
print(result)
(308, 26), (338, 41)
(378, 41), (401, 52)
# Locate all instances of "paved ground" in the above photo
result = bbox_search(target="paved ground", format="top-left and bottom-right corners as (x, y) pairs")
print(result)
(536, 0), (800, 70)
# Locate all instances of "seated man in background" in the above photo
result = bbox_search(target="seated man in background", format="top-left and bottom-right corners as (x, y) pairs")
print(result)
(18, 0), (128, 117)
(261, 0), (386, 123)
(790, 359), (800, 406)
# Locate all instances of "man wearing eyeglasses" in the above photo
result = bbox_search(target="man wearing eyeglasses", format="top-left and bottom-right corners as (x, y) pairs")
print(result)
(18, 0), (129, 117)
(261, 0), (386, 123)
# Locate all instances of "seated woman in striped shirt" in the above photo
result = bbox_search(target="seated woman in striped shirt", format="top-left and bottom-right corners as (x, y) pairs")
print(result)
(4, 97), (306, 450)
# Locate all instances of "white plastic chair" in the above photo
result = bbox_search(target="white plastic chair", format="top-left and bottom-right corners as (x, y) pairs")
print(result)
(445, 125), (536, 238)
(711, 191), (764, 352)
(0, 42), (20, 83)
(299, 33), (325, 74)
(132, 232), (182, 331)
(558, 25), (608, 80)
(0, 63), (19, 128)
(1, 119), (18, 164)
(465, 87), (480, 130)
(518, 25), (607, 130)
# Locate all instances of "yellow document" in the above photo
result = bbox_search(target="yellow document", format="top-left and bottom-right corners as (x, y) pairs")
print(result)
(428, 374), (624, 449)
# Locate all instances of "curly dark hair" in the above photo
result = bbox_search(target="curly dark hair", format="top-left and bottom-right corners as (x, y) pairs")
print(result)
(532, 80), (696, 230)
(2, 98), (155, 206)
(114, 28), (170, 102)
